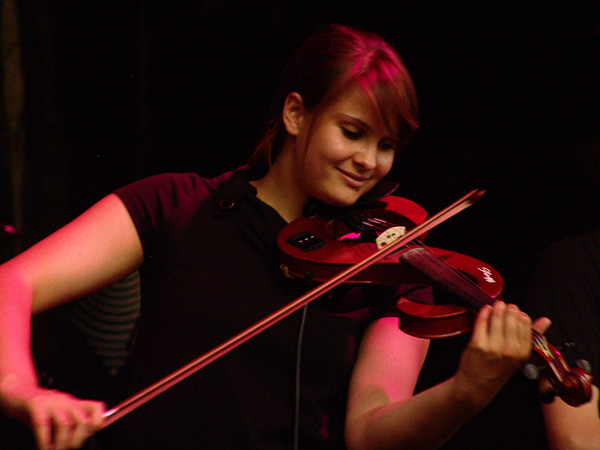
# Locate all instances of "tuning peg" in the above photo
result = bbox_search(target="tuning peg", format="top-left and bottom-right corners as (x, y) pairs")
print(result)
(522, 363), (540, 380)
(575, 359), (592, 373)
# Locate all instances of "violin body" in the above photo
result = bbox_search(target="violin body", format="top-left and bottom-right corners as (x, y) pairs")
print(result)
(278, 195), (503, 339)
(396, 298), (476, 339)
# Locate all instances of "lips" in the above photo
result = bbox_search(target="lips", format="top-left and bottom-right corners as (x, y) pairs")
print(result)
(337, 167), (369, 189)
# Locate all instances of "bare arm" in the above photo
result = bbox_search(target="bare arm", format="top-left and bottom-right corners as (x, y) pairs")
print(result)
(0, 193), (143, 450)
(345, 302), (549, 450)
(541, 381), (600, 450)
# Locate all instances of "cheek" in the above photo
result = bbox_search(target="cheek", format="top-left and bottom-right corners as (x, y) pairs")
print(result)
(377, 153), (395, 177)
(302, 131), (343, 168)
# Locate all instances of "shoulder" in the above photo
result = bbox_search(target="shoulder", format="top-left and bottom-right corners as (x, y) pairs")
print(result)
(117, 170), (233, 196)
(114, 168), (247, 211)
(112, 168), (251, 244)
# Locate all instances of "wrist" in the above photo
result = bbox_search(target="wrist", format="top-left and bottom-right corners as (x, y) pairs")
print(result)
(0, 373), (42, 412)
(448, 373), (496, 412)
(0, 372), (39, 392)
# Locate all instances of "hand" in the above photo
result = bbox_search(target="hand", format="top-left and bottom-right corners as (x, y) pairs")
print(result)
(0, 378), (105, 450)
(454, 301), (535, 407)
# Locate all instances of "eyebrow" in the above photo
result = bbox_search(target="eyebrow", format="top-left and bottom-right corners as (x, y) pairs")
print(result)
(339, 113), (398, 139)
(339, 113), (371, 130)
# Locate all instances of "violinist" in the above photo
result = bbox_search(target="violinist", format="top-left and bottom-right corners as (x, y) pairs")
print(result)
(0, 24), (549, 450)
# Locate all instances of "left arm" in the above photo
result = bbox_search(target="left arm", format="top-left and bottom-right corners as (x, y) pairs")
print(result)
(345, 302), (547, 450)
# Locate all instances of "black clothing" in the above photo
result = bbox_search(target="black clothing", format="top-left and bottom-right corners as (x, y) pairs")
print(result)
(110, 166), (431, 449)
(525, 229), (600, 385)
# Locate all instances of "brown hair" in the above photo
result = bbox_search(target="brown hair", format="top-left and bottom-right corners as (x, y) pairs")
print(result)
(250, 24), (418, 176)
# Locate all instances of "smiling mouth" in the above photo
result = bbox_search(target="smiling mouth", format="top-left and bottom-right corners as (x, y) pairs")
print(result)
(337, 168), (369, 189)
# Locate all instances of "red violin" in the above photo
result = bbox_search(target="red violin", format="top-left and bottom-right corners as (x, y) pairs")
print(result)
(277, 192), (593, 407)
(277, 195), (503, 338)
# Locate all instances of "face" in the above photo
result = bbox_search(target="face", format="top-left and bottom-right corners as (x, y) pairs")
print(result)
(289, 86), (398, 207)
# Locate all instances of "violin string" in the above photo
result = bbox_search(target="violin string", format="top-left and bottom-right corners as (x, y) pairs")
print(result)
(354, 216), (489, 309)
(532, 331), (562, 366)
(353, 215), (490, 308)
(399, 245), (494, 311)
(359, 216), (551, 326)
(530, 331), (571, 380)
(400, 244), (557, 357)
(355, 215), (400, 232)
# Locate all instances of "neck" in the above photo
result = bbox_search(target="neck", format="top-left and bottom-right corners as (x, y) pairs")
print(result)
(250, 156), (308, 223)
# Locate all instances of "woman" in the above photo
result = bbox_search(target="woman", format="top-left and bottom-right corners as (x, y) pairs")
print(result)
(0, 24), (547, 450)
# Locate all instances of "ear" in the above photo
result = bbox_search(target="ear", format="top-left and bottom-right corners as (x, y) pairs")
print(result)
(282, 92), (306, 136)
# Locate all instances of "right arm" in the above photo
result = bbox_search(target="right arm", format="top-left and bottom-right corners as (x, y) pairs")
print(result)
(0, 193), (143, 450)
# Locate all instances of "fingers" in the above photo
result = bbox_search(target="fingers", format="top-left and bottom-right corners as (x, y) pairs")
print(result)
(502, 303), (532, 352)
(533, 316), (552, 334)
(28, 392), (106, 450)
(69, 401), (106, 448)
(471, 301), (533, 360)
(50, 407), (76, 450)
(457, 301), (536, 407)
(31, 408), (53, 450)
(470, 303), (493, 344)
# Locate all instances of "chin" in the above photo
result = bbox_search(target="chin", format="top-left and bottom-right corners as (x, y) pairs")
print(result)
(311, 181), (371, 207)
(319, 192), (362, 208)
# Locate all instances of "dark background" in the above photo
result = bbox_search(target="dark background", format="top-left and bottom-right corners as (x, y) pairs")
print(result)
(3, 1), (599, 300)
(0, 2), (599, 448)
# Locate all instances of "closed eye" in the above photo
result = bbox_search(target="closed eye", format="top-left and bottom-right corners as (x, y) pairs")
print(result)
(341, 127), (363, 140)
(379, 140), (397, 152)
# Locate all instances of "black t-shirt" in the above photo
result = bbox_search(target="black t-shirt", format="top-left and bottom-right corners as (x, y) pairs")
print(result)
(109, 166), (431, 449)
(525, 229), (600, 385)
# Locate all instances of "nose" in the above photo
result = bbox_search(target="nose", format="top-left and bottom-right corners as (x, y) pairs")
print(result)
(353, 144), (377, 171)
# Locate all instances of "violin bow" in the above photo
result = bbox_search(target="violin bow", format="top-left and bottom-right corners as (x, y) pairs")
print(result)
(101, 189), (485, 428)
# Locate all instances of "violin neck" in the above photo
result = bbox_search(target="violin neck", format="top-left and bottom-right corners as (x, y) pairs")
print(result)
(401, 248), (550, 346)
(400, 248), (494, 312)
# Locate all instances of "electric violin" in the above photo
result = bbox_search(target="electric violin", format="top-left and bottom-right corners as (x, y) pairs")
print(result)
(277, 191), (592, 407)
